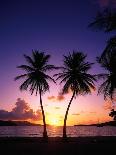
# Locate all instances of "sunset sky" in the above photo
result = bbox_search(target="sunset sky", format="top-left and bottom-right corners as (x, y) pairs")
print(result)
(0, 0), (115, 126)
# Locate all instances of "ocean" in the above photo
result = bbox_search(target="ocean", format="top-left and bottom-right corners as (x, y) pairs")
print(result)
(0, 126), (116, 137)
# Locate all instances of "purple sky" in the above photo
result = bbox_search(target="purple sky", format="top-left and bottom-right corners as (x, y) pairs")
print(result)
(0, 0), (115, 125)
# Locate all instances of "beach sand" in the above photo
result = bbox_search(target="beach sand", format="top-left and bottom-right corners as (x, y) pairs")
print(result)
(0, 136), (116, 155)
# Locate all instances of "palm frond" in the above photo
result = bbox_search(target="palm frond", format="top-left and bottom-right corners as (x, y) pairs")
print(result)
(14, 74), (28, 81)
(42, 65), (59, 72)
(24, 54), (34, 67)
(44, 74), (56, 84)
(17, 65), (34, 72)
(95, 73), (108, 80)
(19, 78), (31, 91)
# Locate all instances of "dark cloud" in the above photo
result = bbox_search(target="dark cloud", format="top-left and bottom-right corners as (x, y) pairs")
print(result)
(0, 98), (42, 121)
(97, 0), (110, 7)
(93, 0), (116, 8)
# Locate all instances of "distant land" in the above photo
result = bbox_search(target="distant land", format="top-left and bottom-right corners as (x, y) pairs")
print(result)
(0, 120), (42, 126)
(74, 121), (116, 126)
(0, 120), (116, 126)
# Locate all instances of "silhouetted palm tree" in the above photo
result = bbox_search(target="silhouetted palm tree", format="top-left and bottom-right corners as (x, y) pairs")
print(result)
(99, 36), (116, 60)
(89, 8), (116, 60)
(109, 109), (116, 120)
(89, 8), (116, 32)
(97, 50), (116, 100)
(54, 51), (96, 139)
(89, 7), (116, 100)
(15, 50), (56, 139)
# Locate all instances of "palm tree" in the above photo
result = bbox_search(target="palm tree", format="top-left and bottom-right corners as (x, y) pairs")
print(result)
(97, 50), (116, 100)
(109, 109), (116, 120)
(99, 36), (116, 60)
(54, 51), (96, 139)
(89, 7), (116, 100)
(89, 8), (116, 60)
(89, 8), (116, 32)
(15, 50), (56, 139)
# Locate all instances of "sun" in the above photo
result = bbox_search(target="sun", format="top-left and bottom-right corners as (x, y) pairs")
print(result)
(47, 116), (62, 126)
(50, 118), (59, 126)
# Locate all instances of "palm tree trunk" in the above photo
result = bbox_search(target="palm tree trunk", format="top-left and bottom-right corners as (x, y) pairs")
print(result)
(63, 91), (75, 139)
(39, 87), (48, 139)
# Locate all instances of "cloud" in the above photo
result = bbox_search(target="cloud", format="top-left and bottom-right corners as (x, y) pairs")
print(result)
(89, 111), (96, 114)
(72, 111), (96, 116)
(80, 110), (85, 113)
(0, 98), (42, 121)
(54, 107), (60, 110)
(47, 94), (65, 102)
(94, 0), (116, 8)
(72, 113), (80, 116)
(97, 0), (109, 7)
(57, 95), (65, 101)
(47, 96), (56, 101)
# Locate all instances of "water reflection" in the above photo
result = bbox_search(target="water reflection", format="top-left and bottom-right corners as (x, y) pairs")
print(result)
(0, 126), (116, 137)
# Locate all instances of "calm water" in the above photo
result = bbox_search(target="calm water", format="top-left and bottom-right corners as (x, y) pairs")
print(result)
(0, 126), (116, 137)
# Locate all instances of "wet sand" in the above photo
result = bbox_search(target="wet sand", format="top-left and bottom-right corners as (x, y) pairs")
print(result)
(0, 136), (116, 155)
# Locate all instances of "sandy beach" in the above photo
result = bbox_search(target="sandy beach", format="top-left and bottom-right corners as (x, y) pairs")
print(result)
(0, 136), (116, 155)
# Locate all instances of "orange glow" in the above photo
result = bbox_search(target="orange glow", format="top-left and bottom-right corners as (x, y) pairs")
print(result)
(0, 85), (114, 126)
(48, 117), (61, 126)
(47, 114), (63, 126)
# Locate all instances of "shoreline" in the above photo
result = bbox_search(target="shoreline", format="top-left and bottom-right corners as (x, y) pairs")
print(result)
(0, 136), (116, 155)
(0, 136), (116, 143)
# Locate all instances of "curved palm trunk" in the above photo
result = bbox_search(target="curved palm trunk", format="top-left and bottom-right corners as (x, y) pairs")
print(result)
(63, 91), (75, 139)
(39, 87), (48, 139)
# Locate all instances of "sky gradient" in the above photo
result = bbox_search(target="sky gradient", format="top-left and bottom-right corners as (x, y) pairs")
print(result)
(0, 0), (115, 125)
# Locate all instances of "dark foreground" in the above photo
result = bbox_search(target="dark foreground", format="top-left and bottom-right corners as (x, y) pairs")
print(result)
(0, 136), (116, 155)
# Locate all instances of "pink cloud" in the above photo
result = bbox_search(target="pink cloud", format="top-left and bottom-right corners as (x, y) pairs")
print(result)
(47, 94), (65, 102)
(54, 107), (60, 110)
(72, 113), (80, 116)
(89, 111), (96, 114)
(47, 96), (56, 100)
(0, 98), (42, 121)
(57, 95), (65, 101)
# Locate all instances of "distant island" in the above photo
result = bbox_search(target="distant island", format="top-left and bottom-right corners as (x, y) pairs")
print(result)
(0, 120), (42, 126)
(74, 121), (116, 126)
